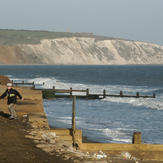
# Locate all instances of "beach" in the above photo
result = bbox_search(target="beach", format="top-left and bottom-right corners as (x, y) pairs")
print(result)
(1, 75), (163, 163)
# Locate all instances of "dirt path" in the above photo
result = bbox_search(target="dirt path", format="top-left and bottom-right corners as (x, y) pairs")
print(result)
(0, 112), (74, 163)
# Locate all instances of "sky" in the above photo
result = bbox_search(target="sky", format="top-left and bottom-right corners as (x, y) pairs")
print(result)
(0, 0), (163, 45)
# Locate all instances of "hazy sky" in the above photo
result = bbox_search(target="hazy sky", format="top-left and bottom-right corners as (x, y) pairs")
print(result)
(0, 0), (163, 45)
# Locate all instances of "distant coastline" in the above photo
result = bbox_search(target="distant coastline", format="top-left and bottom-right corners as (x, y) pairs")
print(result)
(0, 29), (163, 65)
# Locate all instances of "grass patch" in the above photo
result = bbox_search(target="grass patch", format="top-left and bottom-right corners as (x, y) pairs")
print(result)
(0, 29), (126, 45)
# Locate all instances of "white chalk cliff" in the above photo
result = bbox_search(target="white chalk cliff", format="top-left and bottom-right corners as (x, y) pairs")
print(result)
(0, 37), (163, 64)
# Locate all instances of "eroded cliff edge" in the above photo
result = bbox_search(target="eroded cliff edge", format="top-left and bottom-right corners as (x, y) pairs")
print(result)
(0, 36), (163, 65)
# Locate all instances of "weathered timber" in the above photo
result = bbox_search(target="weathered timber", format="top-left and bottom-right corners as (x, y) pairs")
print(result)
(13, 81), (156, 99)
(120, 90), (123, 97)
(103, 89), (106, 98)
(133, 132), (142, 144)
(40, 87), (156, 99)
(13, 82), (34, 86)
(72, 96), (78, 147)
(12, 80), (36, 88)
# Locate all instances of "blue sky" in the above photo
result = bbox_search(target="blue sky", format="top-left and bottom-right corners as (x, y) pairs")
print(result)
(0, 0), (163, 45)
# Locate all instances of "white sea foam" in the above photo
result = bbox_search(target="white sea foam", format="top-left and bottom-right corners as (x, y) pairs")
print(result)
(102, 96), (163, 110)
(54, 116), (72, 125)
(102, 128), (132, 143)
(50, 115), (132, 143)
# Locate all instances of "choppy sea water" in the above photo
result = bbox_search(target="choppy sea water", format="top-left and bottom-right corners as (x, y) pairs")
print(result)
(0, 65), (163, 144)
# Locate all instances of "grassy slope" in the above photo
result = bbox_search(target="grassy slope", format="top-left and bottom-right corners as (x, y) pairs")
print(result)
(0, 29), (125, 45)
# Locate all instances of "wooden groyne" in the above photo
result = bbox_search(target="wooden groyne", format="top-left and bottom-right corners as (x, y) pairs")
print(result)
(41, 88), (156, 99)
(12, 80), (156, 99)
(57, 95), (163, 162)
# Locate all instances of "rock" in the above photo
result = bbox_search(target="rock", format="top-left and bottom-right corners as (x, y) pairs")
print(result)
(121, 152), (132, 160)
(23, 114), (28, 118)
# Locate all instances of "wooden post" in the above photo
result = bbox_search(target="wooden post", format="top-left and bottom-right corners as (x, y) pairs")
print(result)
(22, 81), (24, 84)
(53, 86), (55, 95)
(43, 82), (45, 85)
(132, 132), (141, 144)
(72, 96), (77, 147)
(70, 87), (72, 96)
(32, 81), (35, 89)
(136, 92), (139, 98)
(86, 89), (89, 96)
(103, 90), (106, 98)
(120, 91), (123, 97)
(153, 93), (156, 98)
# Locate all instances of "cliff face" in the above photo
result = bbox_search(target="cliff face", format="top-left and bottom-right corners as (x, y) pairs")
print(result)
(0, 37), (163, 64)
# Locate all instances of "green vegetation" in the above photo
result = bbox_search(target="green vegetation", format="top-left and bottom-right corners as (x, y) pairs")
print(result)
(0, 29), (125, 45)
(0, 29), (76, 45)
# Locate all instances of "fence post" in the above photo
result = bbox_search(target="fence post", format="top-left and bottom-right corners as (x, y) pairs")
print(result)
(72, 96), (77, 147)
(103, 90), (106, 98)
(132, 132), (141, 144)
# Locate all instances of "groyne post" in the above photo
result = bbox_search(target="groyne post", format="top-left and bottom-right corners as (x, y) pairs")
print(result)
(103, 90), (106, 98)
(86, 89), (89, 96)
(53, 86), (55, 95)
(32, 81), (35, 89)
(132, 132), (141, 144)
(153, 93), (156, 98)
(120, 91), (123, 97)
(136, 92), (139, 98)
(70, 87), (72, 96)
(72, 96), (77, 147)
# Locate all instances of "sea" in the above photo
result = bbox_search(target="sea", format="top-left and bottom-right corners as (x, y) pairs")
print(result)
(0, 65), (163, 144)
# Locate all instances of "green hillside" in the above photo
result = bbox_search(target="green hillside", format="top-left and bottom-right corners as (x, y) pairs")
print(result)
(0, 29), (76, 45)
(0, 29), (122, 45)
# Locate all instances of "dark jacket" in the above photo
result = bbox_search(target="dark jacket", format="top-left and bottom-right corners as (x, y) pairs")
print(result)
(0, 88), (22, 105)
